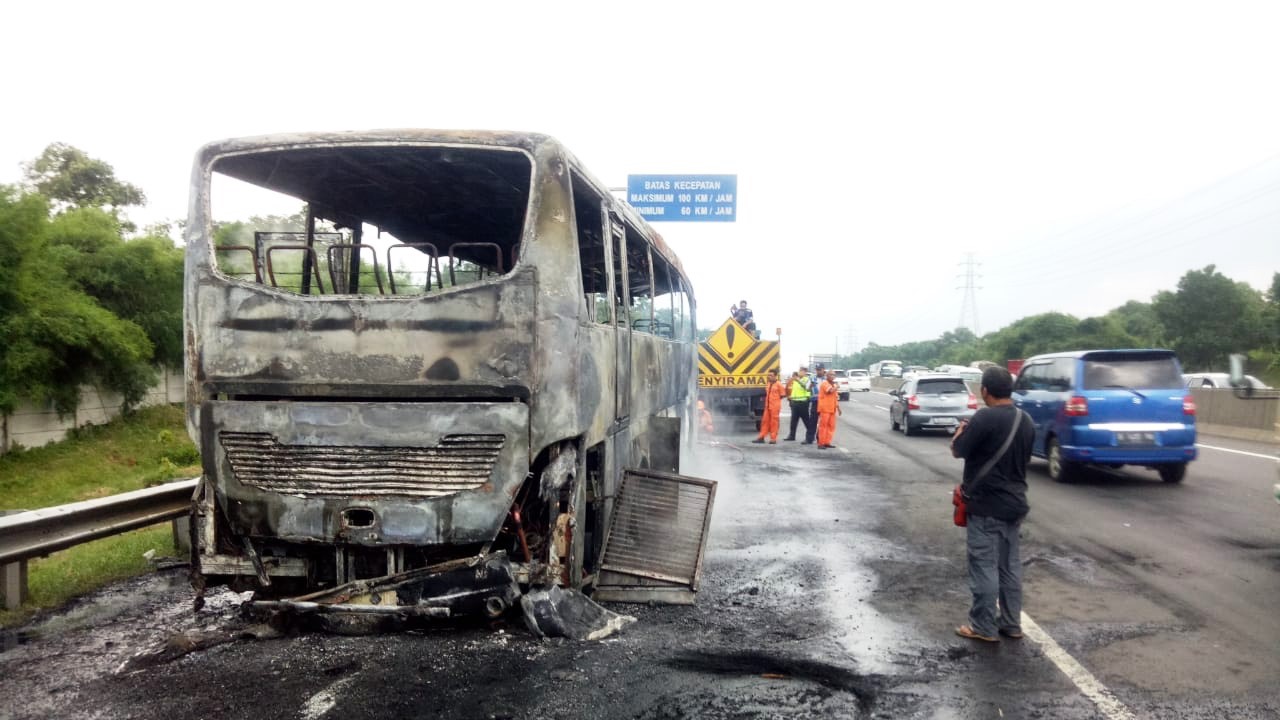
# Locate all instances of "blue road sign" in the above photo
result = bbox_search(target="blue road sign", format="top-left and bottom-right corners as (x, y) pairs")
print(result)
(626, 174), (737, 222)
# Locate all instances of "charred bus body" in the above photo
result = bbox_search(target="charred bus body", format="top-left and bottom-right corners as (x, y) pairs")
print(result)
(183, 131), (714, 617)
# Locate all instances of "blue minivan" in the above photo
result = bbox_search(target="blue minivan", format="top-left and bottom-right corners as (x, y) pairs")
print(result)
(1011, 350), (1197, 483)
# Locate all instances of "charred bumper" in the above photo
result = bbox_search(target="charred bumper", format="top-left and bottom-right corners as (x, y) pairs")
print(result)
(204, 400), (529, 545)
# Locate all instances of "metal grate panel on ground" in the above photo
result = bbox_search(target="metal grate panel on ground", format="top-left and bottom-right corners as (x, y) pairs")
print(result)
(599, 469), (717, 590)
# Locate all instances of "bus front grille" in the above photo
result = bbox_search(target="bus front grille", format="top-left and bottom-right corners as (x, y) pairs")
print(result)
(219, 432), (505, 498)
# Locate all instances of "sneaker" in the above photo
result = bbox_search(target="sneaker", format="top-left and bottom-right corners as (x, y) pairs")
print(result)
(783, 437), (795, 442)
(998, 627), (1024, 639)
(751, 439), (766, 444)
(768, 440), (777, 444)
(801, 441), (814, 445)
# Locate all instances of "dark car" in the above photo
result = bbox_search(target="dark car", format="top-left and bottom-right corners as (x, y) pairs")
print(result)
(1013, 349), (1196, 483)
(889, 375), (978, 436)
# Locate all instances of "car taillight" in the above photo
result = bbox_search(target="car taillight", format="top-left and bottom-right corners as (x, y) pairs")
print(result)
(907, 395), (920, 410)
(967, 393), (978, 410)
(1183, 395), (1196, 415)
(1065, 395), (1089, 416)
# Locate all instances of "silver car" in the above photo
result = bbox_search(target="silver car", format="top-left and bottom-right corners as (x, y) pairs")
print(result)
(889, 375), (978, 436)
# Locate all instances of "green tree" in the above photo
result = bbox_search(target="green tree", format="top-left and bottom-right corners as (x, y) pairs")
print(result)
(1152, 265), (1266, 371)
(23, 143), (145, 215)
(979, 312), (1080, 361)
(1, 143), (189, 416)
(1104, 301), (1165, 347)
(1264, 272), (1280, 348)
(68, 234), (186, 367)
(1073, 316), (1139, 350)
(37, 206), (186, 368)
(0, 187), (155, 415)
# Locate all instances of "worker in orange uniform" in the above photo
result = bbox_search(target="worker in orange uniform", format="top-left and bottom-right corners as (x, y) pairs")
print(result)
(697, 400), (714, 435)
(817, 369), (843, 448)
(751, 369), (787, 444)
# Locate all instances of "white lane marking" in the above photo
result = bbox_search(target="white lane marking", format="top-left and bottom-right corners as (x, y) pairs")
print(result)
(302, 676), (356, 720)
(1022, 612), (1136, 720)
(873, 405), (890, 411)
(1195, 443), (1279, 461)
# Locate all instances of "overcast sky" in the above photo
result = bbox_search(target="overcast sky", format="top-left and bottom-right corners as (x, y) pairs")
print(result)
(4, 1), (1279, 368)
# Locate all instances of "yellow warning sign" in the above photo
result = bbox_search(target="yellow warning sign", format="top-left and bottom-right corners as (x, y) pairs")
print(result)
(705, 319), (752, 362)
(698, 318), (781, 382)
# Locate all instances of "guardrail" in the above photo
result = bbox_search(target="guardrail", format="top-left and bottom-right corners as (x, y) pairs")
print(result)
(0, 478), (197, 610)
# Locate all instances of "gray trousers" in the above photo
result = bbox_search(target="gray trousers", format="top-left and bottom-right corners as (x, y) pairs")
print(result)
(966, 513), (1023, 637)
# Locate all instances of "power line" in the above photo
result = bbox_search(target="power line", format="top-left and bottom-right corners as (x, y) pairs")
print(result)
(986, 205), (1280, 290)
(957, 253), (981, 336)
(986, 176), (1280, 275)
(986, 151), (1280, 266)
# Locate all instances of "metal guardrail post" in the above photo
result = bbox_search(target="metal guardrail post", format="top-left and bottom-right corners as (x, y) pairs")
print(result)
(1, 510), (29, 610)
(2, 560), (28, 611)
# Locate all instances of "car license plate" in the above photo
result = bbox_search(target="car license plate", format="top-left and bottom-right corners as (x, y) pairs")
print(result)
(930, 417), (957, 425)
(1116, 431), (1156, 446)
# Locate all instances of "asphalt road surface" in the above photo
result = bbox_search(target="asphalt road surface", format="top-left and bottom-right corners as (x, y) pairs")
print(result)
(1, 399), (1277, 719)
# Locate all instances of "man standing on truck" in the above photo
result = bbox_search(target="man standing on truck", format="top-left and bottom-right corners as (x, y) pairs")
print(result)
(783, 366), (814, 442)
(752, 369), (787, 444)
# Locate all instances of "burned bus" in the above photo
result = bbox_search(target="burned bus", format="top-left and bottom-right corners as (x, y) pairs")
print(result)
(183, 131), (715, 621)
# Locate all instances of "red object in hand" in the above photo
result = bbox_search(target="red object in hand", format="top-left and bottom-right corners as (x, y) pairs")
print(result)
(952, 485), (968, 527)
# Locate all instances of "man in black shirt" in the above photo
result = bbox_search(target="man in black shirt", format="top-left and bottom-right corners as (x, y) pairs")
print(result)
(949, 367), (1034, 642)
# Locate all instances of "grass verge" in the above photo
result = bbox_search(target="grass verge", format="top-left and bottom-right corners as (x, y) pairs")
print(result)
(0, 404), (198, 627)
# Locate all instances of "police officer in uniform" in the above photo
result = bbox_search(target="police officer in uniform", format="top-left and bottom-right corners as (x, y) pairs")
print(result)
(784, 366), (814, 441)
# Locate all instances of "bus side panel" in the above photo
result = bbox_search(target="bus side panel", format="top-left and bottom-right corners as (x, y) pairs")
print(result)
(574, 324), (619, 448)
(630, 335), (685, 424)
(526, 145), (596, 459)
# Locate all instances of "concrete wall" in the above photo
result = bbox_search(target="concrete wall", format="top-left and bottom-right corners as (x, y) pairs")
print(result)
(1189, 387), (1280, 443)
(868, 377), (1280, 443)
(0, 367), (185, 454)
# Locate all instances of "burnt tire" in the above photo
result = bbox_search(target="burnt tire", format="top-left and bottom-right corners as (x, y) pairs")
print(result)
(1158, 463), (1187, 483)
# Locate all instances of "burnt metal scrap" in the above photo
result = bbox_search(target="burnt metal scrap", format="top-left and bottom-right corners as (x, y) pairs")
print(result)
(244, 552), (521, 635)
(520, 585), (636, 641)
(240, 551), (633, 641)
(538, 446), (578, 501)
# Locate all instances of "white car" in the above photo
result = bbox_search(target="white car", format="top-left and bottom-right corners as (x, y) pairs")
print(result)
(846, 369), (871, 393)
(901, 365), (932, 381)
(831, 370), (852, 401)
